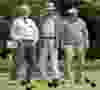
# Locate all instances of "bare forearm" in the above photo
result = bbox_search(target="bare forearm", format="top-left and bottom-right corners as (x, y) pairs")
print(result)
(33, 32), (39, 46)
(84, 39), (89, 48)
(82, 28), (89, 48)
(32, 28), (39, 46)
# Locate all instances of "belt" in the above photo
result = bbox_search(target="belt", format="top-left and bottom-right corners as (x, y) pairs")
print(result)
(64, 40), (82, 44)
(64, 40), (84, 48)
(40, 36), (56, 39)
(16, 40), (34, 47)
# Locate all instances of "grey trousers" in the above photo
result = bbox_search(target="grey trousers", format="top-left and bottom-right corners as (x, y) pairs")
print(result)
(39, 39), (59, 77)
(64, 45), (85, 83)
(16, 40), (36, 80)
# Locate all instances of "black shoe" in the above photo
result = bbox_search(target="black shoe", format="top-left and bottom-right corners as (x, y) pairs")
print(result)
(20, 80), (27, 86)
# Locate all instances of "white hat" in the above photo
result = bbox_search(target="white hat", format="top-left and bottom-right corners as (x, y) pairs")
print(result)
(48, 2), (56, 10)
(67, 8), (79, 14)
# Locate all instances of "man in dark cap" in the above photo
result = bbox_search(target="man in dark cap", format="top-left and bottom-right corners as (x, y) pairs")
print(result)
(64, 7), (89, 85)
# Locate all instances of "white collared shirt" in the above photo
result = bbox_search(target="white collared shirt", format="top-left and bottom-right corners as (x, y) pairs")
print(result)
(42, 16), (56, 37)
(10, 17), (39, 44)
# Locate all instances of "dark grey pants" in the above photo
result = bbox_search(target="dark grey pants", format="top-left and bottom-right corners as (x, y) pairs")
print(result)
(16, 40), (36, 80)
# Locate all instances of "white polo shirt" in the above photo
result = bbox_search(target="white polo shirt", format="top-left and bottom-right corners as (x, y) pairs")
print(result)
(10, 17), (39, 44)
(42, 16), (56, 37)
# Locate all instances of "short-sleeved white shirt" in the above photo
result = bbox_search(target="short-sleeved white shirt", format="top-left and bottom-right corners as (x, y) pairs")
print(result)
(10, 17), (39, 43)
(42, 16), (56, 37)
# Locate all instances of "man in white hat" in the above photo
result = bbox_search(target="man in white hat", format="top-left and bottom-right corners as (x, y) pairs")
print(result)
(10, 3), (39, 80)
(39, 1), (61, 79)
(64, 7), (89, 85)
